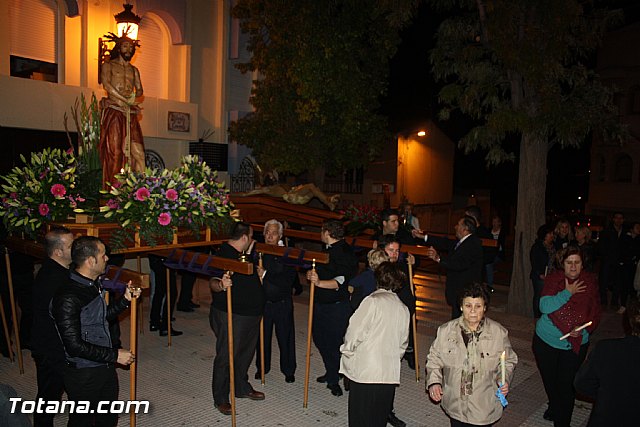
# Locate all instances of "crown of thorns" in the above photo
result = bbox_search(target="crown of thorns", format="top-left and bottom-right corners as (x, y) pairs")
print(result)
(102, 29), (141, 48)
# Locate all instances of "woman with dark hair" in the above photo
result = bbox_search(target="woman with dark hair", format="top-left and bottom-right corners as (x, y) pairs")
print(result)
(533, 246), (601, 427)
(426, 282), (517, 426)
(530, 224), (556, 318)
(340, 262), (410, 427)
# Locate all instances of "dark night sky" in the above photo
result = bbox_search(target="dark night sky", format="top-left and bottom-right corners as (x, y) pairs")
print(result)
(381, 0), (640, 216)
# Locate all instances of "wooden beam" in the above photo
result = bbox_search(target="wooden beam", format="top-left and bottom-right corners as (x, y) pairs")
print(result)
(253, 243), (329, 264)
(148, 249), (254, 275)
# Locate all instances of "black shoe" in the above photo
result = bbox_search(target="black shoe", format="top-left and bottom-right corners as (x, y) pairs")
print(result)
(189, 301), (200, 308)
(285, 375), (295, 383)
(176, 305), (195, 312)
(149, 324), (160, 332)
(387, 411), (406, 427)
(543, 407), (554, 421)
(404, 352), (416, 370)
(316, 375), (327, 383)
(159, 328), (183, 337)
(327, 383), (343, 396)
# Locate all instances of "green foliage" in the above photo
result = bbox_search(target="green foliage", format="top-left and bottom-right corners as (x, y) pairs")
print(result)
(230, 0), (417, 175)
(429, 0), (625, 165)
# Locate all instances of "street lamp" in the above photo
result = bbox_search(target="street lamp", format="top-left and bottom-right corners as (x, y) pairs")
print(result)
(114, 3), (142, 40)
(417, 130), (426, 137)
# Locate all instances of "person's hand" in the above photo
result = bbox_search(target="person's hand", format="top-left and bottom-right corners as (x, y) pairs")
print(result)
(306, 270), (319, 287)
(565, 278), (586, 295)
(407, 254), (415, 266)
(498, 381), (509, 396)
(412, 229), (425, 239)
(427, 384), (443, 402)
(426, 246), (440, 262)
(220, 272), (233, 291)
(568, 328), (582, 338)
(117, 349), (135, 366)
(257, 265), (266, 281)
(124, 281), (142, 301)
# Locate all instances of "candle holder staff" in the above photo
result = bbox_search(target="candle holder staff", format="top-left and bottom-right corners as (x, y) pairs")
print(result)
(426, 282), (517, 427)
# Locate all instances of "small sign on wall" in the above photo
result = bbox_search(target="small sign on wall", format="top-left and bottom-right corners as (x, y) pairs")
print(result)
(168, 111), (190, 132)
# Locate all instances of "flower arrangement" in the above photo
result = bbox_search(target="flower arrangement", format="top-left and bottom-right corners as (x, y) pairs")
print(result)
(342, 204), (381, 236)
(100, 155), (234, 247)
(0, 148), (85, 238)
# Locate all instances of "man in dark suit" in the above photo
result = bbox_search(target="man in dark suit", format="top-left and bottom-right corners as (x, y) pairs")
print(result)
(574, 296), (640, 426)
(413, 216), (483, 318)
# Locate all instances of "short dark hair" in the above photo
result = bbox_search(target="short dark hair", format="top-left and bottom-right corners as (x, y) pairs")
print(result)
(536, 224), (553, 241)
(375, 261), (406, 292)
(460, 216), (477, 234)
(458, 282), (490, 307)
(380, 209), (399, 223)
(44, 226), (72, 257)
(626, 296), (640, 336)
(230, 222), (252, 240)
(378, 234), (400, 250)
(322, 219), (344, 239)
(71, 236), (103, 267)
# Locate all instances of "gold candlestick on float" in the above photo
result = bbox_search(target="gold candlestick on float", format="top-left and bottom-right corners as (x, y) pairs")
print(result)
(303, 259), (316, 408)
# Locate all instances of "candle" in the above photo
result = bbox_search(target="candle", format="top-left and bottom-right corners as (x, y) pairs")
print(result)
(500, 351), (506, 385)
(559, 320), (593, 340)
(312, 258), (316, 270)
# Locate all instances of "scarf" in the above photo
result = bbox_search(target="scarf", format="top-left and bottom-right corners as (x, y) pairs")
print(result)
(542, 270), (601, 353)
(459, 317), (485, 398)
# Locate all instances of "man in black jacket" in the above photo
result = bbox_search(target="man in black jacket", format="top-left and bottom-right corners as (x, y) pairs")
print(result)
(253, 219), (297, 383)
(209, 222), (266, 416)
(51, 236), (139, 427)
(307, 219), (358, 397)
(574, 296), (640, 426)
(31, 227), (73, 427)
(413, 216), (484, 318)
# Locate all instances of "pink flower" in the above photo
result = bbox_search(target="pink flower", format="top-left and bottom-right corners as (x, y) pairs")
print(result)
(135, 187), (151, 201)
(50, 184), (66, 198)
(76, 196), (85, 202)
(158, 212), (171, 226)
(106, 199), (119, 209)
(39, 203), (49, 216)
(165, 189), (178, 202)
(9, 193), (17, 199)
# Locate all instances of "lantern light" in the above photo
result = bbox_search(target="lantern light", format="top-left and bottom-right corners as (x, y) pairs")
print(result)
(114, 4), (141, 40)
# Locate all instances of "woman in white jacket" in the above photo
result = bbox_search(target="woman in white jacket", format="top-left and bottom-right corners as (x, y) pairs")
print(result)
(426, 282), (517, 426)
(340, 261), (410, 427)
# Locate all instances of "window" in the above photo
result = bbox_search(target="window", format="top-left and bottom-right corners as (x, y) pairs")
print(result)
(613, 153), (633, 183)
(9, 0), (58, 82)
(134, 15), (167, 99)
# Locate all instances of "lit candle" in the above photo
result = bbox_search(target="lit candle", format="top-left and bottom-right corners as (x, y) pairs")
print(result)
(500, 351), (506, 385)
(559, 320), (593, 340)
(312, 258), (316, 270)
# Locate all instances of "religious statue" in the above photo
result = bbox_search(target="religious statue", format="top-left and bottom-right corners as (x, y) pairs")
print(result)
(99, 34), (145, 186)
(242, 183), (340, 211)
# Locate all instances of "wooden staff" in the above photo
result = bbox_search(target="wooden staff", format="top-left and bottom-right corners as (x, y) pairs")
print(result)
(4, 250), (23, 373)
(129, 287), (140, 427)
(303, 259), (316, 408)
(0, 294), (13, 362)
(137, 256), (144, 336)
(166, 268), (172, 346)
(258, 253), (265, 385)
(226, 272), (237, 427)
(408, 261), (419, 382)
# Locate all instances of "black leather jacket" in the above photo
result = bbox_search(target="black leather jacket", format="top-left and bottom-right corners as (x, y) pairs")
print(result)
(51, 270), (129, 368)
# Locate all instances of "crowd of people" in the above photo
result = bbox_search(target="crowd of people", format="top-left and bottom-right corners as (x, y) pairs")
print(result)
(1, 207), (639, 427)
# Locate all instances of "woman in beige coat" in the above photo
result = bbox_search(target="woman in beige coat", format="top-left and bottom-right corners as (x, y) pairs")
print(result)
(426, 282), (517, 426)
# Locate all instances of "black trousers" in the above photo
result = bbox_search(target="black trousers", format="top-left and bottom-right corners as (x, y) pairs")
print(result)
(33, 354), (65, 427)
(63, 365), (118, 427)
(255, 298), (296, 376)
(348, 380), (395, 427)
(450, 418), (493, 427)
(209, 306), (260, 405)
(177, 271), (197, 308)
(149, 256), (177, 329)
(533, 333), (588, 427)
(312, 300), (351, 385)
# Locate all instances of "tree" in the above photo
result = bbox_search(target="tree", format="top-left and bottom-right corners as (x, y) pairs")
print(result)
(428, 0), (623, 315)
(230, 0), (416, 179)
